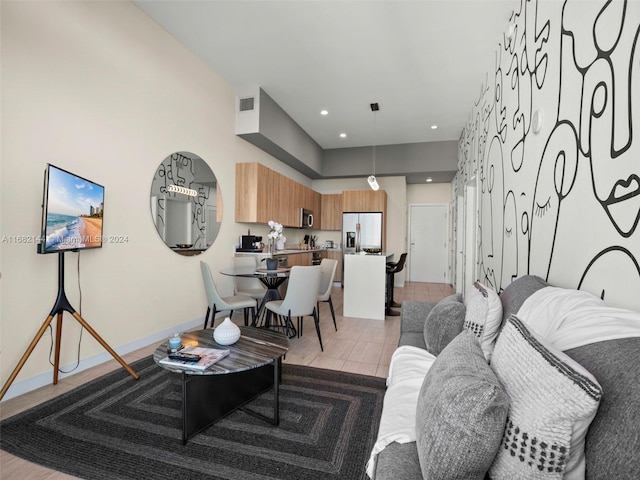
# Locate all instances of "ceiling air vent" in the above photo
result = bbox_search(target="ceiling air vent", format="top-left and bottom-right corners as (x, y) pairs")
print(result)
(239, 97), (255, 112)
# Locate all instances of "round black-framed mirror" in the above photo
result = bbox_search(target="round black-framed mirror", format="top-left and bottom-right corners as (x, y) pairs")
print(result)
(150, 152), (221, 256)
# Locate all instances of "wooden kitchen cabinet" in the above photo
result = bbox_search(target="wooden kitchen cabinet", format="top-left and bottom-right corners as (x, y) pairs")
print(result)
(342, 190), (387, 213)
(236, 162), (313, 227)
(326, 249), (342, 282)
(284, 251), (313, 267)
(235, 162), (269, 224)
(321, 194), (343, 231)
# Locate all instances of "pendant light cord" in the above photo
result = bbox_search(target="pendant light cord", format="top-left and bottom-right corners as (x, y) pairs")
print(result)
(373, 109), (378, 176)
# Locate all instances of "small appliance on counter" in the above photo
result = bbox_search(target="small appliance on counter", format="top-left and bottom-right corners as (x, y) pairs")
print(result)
(235, 234), (264, 252)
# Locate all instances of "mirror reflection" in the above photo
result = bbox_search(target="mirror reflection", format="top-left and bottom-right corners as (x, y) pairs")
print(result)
(150, 152), (221, 256)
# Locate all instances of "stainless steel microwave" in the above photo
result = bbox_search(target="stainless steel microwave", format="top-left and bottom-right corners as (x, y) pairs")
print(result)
(300, 208), (314, 228)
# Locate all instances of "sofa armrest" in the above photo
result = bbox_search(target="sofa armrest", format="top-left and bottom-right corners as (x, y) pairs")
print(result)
(400, 301), (437, 334)
(374, 442), (422, 480)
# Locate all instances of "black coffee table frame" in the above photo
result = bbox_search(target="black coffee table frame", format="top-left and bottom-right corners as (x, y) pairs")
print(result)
(180, 358), (281, 444)
(154, 327), (289, 444)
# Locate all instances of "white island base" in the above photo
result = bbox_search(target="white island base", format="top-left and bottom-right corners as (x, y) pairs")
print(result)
(343, 252), (389, 321)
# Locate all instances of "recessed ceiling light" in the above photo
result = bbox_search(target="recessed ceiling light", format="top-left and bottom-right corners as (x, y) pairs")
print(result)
(426, 177), (433, 182)
(430, 125), (438, 130)
(320, 110), (328, 116)
(339, 132), (347, 138)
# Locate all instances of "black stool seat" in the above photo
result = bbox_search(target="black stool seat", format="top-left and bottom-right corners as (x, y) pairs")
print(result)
(386, 253), (407, 316)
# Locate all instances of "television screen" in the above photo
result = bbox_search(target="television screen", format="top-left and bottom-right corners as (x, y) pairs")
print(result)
(39, 164), (104, 254)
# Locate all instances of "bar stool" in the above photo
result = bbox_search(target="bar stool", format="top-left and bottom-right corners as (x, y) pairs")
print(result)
(385, 253), (407, 316)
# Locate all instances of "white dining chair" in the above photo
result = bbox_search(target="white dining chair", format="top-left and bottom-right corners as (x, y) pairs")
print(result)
(317, 258), (338, 332)
(264, 265), (323, 350)
(232, 256), (267, 300)
(200, 261), (257, 329)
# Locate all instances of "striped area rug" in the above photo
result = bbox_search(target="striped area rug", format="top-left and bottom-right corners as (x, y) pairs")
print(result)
(0, 358), (386, 480)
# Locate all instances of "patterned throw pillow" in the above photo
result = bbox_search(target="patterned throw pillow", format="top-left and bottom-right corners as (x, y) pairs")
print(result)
(463, 281), (503, 360)
(489, 316), (603, 480)
(415, 330), (509, 480)
(423, 293), (466, 355)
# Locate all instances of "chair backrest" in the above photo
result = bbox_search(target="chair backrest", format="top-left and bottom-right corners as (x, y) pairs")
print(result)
(232, 256), (266, 293)
(318, 258), (338, 300)
(389, 253), (408, 273)
(200, 261), (225, 308)
(279, 265), (322, 316)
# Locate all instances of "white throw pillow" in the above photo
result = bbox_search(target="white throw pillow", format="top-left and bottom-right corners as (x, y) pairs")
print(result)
(489, 316), (603, 480)
(463, 281), (502, 360)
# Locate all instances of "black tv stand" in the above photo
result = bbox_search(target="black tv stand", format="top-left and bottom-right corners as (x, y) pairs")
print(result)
(0, 252), (139, 400)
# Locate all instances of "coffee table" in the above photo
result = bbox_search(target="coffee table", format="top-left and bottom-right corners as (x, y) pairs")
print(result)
(153, 326), (289, 444)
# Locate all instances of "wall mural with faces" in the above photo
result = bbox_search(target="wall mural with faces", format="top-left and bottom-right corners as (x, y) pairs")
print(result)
(453, 0), (639, 311)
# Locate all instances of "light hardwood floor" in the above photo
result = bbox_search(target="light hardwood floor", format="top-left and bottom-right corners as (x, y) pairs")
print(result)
(0, 281), (454, 480)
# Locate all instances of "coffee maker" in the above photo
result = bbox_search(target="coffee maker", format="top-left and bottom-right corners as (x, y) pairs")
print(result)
(236, 235), (264, 252)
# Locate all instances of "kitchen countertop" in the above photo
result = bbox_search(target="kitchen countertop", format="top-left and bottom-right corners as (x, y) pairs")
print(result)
(344, 251), (391, 257)
(235, 248), (341, 255)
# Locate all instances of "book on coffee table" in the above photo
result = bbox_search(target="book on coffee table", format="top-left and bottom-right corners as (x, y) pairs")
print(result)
(159, 346), (230, 370)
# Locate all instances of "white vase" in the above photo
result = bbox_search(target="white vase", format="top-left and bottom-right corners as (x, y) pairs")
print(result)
(213, 317), (241, 345)
(276, 238), (285, 250)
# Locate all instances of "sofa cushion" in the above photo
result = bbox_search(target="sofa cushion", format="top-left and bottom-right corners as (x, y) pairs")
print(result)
(399, 301), (438, 349)
(489, 316), (603, 480)
(463, 282), (503, 360)
(415, 330), (509, 480)
(422, 293), (466, 355)
(499, 275), (549, 326)
(401, 301), (437, 333)
(367, 346), (437, 478)
(566, 336), (640, 479)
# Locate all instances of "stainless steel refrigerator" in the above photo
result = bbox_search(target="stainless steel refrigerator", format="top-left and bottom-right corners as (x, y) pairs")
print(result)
(342, 212), (383, 284)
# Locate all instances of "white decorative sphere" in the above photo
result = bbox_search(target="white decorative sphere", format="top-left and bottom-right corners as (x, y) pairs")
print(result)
(213, 317), (241, 345)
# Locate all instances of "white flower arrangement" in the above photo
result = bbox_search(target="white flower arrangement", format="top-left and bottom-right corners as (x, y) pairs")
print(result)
(267, 220), (284, 241)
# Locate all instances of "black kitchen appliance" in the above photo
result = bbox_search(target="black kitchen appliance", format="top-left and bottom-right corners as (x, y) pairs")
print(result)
(236, 235), (263, 252)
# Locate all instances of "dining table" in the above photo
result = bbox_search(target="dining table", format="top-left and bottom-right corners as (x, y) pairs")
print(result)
(220, 265), (296, 336)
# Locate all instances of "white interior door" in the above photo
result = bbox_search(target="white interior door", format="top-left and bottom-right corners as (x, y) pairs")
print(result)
(165, 198), (191, 246)
(408, 204), (448, 283)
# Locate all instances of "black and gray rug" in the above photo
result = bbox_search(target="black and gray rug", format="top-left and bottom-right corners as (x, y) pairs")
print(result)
(0, 357), (385, 480)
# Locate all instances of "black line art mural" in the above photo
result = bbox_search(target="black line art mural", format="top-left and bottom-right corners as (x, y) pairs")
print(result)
(454, 0), (640, 311)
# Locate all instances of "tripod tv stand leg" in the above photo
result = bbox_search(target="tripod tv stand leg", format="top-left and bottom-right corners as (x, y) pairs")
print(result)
(0, 252), (139, 401)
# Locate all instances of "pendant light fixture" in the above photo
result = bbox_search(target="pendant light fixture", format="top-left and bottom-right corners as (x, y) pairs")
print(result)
(367, 102), (380, 191)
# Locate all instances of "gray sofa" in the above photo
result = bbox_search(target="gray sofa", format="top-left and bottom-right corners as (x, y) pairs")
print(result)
(371, 275), (640, 480)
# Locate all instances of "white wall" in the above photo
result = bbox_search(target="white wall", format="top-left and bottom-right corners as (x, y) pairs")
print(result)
(0, 1), (305, 399)
(407, 183), (452, 205)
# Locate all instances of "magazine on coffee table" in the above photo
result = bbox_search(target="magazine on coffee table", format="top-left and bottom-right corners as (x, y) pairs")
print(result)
(159, 346), (230, 370)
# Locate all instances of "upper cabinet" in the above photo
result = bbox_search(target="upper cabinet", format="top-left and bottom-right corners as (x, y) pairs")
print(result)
(321, 193), (343, 231)
(235, 162), (320, 228)
(343, 190), (387, 213)
(236, 163), (387, 231)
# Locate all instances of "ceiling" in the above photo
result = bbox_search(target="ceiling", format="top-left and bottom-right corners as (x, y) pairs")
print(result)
(134, 0), (516, 182)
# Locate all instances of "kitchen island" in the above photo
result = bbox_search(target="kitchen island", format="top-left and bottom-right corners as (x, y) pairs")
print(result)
(343, 252), (392, 321)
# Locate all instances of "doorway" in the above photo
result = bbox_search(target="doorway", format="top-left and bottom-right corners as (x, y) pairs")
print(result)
(408, 204), (448, 283)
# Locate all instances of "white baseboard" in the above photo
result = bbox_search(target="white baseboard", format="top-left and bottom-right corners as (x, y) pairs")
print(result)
(1, 317), (204, 401)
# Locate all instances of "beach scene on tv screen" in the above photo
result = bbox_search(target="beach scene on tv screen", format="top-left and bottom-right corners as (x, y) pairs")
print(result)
(45, 166), (104, 251)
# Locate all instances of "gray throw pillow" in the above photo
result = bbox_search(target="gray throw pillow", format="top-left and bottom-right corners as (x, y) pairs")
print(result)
(415, 330), (509, 480)
(423, 293), (466, 355)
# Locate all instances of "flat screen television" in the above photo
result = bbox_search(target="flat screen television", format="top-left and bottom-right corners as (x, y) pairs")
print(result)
(38, 164), (105, 254)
